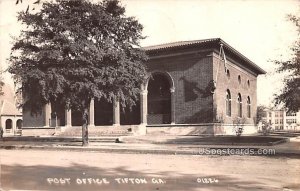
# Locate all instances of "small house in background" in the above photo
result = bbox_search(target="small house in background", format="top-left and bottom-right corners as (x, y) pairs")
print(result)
(0, 84), (22, 135)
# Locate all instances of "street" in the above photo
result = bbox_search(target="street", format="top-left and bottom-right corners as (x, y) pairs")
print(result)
(0, 149), (299, 191)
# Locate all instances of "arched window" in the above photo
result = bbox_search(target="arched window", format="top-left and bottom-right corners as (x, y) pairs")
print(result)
(226, 90), (231, 116)
(237, 93), (242, 118)
(6, 119), (12, 129)
(226, 69), (230, 79)
(247, 96), (251, 118)
(238, 75), (241, 84)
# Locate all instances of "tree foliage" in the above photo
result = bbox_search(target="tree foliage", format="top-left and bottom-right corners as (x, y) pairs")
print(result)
(274, 15), (300, 112)
(9, 0), (147, 145)
(256, 105), (267, 124)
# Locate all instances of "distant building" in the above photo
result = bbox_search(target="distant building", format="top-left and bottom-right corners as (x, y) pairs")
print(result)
(262, 109), (300, 131)
(0, 85), (22, 135)
(22, 38), (266, 136)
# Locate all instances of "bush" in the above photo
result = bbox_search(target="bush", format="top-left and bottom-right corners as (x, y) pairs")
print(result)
(233, 117), (246, 137)
(260, 121), (272, 135)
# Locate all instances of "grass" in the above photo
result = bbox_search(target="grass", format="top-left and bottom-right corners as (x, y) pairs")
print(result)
(164, 136), (288, 146)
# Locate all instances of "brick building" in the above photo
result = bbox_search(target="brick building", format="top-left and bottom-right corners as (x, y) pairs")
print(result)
(22, 38), (266, 136)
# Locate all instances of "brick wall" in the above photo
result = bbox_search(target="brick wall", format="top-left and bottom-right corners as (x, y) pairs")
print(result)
(147, 51), (214, 124)
(23, 106), (45, 127)
(212, 51), (257, 125)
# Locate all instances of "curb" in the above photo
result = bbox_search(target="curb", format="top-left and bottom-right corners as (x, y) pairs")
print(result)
(0, 144), (189, 155)
(1, 144), (300, 157)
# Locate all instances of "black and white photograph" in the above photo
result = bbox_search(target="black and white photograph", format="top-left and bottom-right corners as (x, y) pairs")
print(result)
(0, 0), (300, 190)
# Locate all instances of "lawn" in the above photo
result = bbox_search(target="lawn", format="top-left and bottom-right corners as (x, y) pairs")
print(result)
(163, 136), (287, 146)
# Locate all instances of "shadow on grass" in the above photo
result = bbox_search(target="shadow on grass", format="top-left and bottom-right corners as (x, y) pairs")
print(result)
(162, 136), (287, 146)
(1, 163), (281, 191)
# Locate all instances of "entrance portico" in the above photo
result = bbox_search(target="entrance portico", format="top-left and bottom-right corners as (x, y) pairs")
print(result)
(41, 71), (176, 135)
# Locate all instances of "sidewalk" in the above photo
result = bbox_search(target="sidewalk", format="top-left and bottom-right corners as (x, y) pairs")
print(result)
(1, 135), (300, 156)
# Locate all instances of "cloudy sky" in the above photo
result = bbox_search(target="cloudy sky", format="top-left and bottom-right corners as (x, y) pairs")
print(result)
(0, 0), (299, 106)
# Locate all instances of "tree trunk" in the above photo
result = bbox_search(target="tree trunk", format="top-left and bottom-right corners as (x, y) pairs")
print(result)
(82, 107), (89, 146)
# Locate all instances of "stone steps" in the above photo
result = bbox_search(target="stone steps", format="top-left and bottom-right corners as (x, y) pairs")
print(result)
(55, 126), (136, 137)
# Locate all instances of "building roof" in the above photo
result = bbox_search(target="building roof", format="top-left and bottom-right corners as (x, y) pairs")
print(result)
(0, 100), (22, 116)
(0, 84), (22, 116)
(143, 38), (266, 75)
(0, 84), (16, 103)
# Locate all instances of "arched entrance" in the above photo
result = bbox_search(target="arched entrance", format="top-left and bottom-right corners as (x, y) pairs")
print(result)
(6, 119), (13, 130)
(50, 103), (65, 127)
(147, 73), (172, 124)
(71, 110), (82, 126)
(120, 100), (140, 125)
(94, 98), (113, 126)
(16, 119), (23, 129)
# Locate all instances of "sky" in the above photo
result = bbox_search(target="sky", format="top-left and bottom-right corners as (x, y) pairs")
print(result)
(0, 0), (299, 106)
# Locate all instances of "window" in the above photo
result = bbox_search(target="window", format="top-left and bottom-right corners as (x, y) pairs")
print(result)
(269, 112), (272, 117)
(287, 112), (296, 116)
(226, 90), (231, 116)
(247, 80), (250, 87)
(237, 93), (242, 118)
(247, 96), (251, 118)
(238, 75), (241, 84)
(226, 69), (230, 79)
(287, 119), (297, 124)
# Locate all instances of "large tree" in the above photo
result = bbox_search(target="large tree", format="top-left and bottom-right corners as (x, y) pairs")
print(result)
(9, 0), (147, 146)
(256, 105), (267, 125)
(274, 15), (300, 112)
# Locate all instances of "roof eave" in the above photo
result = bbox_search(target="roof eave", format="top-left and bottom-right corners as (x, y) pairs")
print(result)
(144, 38), (267, 75)
(219, 39), (266, 75)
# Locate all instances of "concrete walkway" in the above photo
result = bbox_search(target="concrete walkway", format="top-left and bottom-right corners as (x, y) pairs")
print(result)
(1, 135), (300, 156)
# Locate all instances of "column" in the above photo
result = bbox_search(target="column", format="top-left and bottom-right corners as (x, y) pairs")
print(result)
(140, 89), (148, 125)
(135, 86), (148, 135)
(44, 103), (51, 127)
(170, 88), (175, 125)
(113, 98), (120, 126)
(89, 99), (95, 127)
(65, 109), (72, 127)
(12, 118), (16, 134)
(283, 110), (286, 130)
